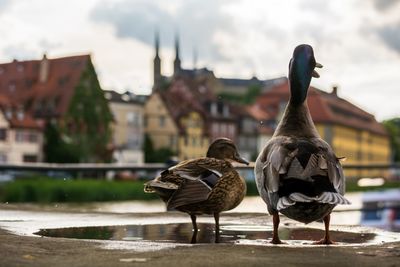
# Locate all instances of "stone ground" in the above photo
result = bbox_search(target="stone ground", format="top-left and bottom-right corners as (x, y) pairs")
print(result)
(0, 203), (399, 267)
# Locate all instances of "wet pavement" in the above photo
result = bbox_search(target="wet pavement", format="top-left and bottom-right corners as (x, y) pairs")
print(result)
(1, 195), (400, 266)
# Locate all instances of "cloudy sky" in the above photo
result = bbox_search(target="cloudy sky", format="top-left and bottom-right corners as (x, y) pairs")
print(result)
(0, 0), (399, 120)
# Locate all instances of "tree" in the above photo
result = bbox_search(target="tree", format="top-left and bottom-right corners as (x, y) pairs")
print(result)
(218, 84), (262, 105)
(383, 118), (400, 162)
(143, 134), (175, 163)
(43, 122), (79, 163)
(58, 61), (113, 163)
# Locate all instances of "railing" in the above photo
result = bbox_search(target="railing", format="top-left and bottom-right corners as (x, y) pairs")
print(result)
(0, 162), (399, 173)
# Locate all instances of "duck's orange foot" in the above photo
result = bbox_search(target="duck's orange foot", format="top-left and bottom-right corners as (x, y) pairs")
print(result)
(313, 238), (335, 245)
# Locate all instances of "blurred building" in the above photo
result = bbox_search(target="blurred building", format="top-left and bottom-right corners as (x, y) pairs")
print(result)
(105, 90), (144, 164)
(0, 102), (44, 163)
(144, 91), (179, 153)
(255, 84), (391, 178)
(0, 54), (113, 163)
(145, 79), (209, 160)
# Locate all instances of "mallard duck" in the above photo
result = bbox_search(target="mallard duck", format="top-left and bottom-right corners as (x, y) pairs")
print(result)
(255, 44), (350, 245)
(144, 138), (248, 243)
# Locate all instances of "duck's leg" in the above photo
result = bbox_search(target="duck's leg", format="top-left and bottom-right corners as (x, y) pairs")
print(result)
(214, 213), (220, 243)
(271, 212), (284, 244)
(190, 214), (198, 244)
(313, 213), (334, 245)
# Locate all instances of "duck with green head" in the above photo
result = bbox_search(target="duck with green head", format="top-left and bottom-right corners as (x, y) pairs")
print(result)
(255, 44), (350, 245)
(144, 138), (248, 243)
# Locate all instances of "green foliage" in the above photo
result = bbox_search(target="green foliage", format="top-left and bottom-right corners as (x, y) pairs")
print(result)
(143, 134), (175, 163)
(60, 60), (114, 163)
(218, 84), (262, 105)
(0, 178), (157, 203)
(1, 179), (399, 203)
(382, 118), (400, 162)
(44, 122), (80, 163)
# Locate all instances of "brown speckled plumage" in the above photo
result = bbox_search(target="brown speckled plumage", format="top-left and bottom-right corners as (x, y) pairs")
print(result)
(144, 138), (248, 243)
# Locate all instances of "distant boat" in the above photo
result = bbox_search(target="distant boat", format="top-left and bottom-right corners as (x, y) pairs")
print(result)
(361, 189), (400, 232)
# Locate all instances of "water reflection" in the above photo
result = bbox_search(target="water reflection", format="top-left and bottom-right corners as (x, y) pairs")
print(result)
(35, 223), (376, 244)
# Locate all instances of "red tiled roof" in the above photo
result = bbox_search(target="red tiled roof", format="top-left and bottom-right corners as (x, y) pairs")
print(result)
(9, 116), (44, 130)
(256, 82), (387, 136)
(157, 79), (209, 135)
(0, 54), (90, 117)
(246, 105), (273, 121)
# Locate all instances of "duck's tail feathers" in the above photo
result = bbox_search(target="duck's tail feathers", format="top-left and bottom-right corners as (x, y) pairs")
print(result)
(144, 180), (178, 193)
(276, 192), (351, 211)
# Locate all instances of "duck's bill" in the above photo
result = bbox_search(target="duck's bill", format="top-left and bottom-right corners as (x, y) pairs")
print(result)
(234, 155), (249, 165)
(312, 70), (320, 78)
(315, 62), (323, 68)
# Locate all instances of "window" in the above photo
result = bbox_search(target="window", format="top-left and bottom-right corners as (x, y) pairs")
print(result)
(0, 129), (7, 141)
(192, 137), (197, 146)
(127, 112), (135, 125)
(184, 136), (188, 146)
(169, 135), (176, 147)
(15, 130), (38, 143)
(228, 124), (235, 136)
(8, 82), (16, 92)
(15, 131), (24, 142)
(220, 123), (227, 134)
(159, 115), (165, 127)
(0, 153), (7, 163)
(23, 154), (38, 163)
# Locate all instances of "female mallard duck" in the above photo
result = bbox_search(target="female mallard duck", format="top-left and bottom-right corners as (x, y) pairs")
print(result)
(144, 138), (248, 243)
(255, 44), (350, 245)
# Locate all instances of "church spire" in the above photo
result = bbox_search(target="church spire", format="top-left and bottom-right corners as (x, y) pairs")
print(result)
(153, 29), (161, 90)
(173, 32), (181, 75)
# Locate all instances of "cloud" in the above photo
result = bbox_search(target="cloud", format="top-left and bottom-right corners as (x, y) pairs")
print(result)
(372, 0), (400, 11)
(90, 0), (236, 62)
(0, 0), (11, 13)
(2, 43), (37, 60)
(377, 21), (400, 54)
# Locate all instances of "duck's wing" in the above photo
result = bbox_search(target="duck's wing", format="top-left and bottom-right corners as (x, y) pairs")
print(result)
(255, 137), (350, 213)
(255, 136), (289, 213)
(147, 158), (227, 209)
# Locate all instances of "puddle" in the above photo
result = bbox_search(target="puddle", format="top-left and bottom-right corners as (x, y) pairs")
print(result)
(35, 223), (380, 245)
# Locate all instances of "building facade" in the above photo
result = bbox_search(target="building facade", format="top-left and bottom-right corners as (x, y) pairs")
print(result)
(255, 83), (391, 178)
(105, 90), (144, 164)
(144, 92), (179, 152)
(0, 109), (43, 163)
(0, 54), (113, 163)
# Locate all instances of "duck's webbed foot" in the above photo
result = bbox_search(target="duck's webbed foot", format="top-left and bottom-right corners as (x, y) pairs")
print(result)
(271, 212), (286, 244)
(271, 237), (286, 244)
(313, 213), (334, 245)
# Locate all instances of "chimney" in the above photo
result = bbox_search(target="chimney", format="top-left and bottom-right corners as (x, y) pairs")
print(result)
(39, 53), (49, 83)
(331, 85), (338, 96)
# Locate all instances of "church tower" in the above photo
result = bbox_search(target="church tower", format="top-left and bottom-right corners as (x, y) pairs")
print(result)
(153, 30), (161, 90)
(173, 33), (181, 76)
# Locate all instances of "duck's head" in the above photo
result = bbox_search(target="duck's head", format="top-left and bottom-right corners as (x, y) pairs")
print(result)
(206, 138), (249, 165)
(288, 44), (323, 105)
